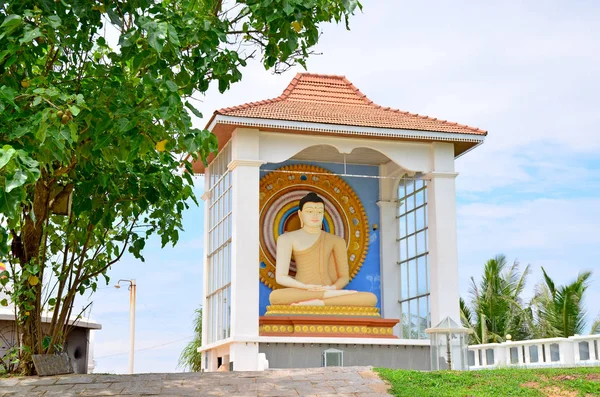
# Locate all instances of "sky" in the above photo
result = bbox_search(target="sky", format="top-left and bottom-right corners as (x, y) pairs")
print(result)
(88, 0), (600, 373)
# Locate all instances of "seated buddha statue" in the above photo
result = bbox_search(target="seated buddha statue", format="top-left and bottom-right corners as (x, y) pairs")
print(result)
(269, 192), (378, 307)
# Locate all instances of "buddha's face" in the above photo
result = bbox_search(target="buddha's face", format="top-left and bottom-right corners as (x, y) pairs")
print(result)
(299, 202), (325, 228)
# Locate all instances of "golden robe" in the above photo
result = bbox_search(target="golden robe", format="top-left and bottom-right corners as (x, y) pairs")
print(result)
(269, 231), (378, 307)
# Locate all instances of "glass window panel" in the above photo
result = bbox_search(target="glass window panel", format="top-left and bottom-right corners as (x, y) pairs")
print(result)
(226, 287), (232, 338)
(486, 349), (495, 365)
(228, 216), (232, 239)
(400, 262), (408, 300)
(579, 342), (590, 361)
(398, 215), (406, 238)
(407, 211), (415, 235)
(406, 193), (415, 212)
(210, 296), (217, 342)
(401, 301), (409, 338)
(426, 295), (431, 327)
(416, 231), (427, 256)
(409, 299), (418, 339)
(399, 238), (408, 262)
(398, 197), (406, 215)
(418, 296), (428, 337)
(415, 189), (425, 208)
(416, 207), (425, 231)
(427, 256), (431, 292)
(224, 244), (231, 283)
(406, 180), (415, 195)
(529, 346), (539, 363)
(550, 344), (560, 362)
(408, 260), (417, 297)
(398, 183), (406, 200)
(407, 235), (416, 259)
(213, 258), (218, 293)
(417, 256), (427, 295)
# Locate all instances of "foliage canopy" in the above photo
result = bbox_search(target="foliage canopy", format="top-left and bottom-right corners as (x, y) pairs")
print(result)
(0, 0), (361, 374)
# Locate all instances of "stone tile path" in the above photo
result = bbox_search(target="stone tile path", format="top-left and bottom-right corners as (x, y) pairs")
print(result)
(0, 366), (391, 396)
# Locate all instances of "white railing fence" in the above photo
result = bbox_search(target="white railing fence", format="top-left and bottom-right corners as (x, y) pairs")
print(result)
(468, 334), (600, 370)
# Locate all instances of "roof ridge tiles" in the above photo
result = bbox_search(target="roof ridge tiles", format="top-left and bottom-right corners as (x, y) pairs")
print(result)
(213, 72), (486, 135)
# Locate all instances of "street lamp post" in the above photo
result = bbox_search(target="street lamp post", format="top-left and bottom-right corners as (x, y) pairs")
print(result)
(115, 279), (136, 374)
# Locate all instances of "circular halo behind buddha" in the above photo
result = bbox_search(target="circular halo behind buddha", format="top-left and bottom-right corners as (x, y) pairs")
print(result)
(259, 164), (369, 290)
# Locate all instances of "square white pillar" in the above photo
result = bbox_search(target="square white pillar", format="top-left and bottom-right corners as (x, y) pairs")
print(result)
(377, 200), (401, 334)
(228, 128), (263, 370)
(427, 143), (460, 326)
(229, 342), (259, 371)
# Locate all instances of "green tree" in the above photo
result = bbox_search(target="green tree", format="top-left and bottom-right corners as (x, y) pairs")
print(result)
(591, 317), (600, 335)
(531, 267), (592, 338)
(0, 0), (361, 375)
(460, 255), (531, 344)
(177, 307), (202, 372)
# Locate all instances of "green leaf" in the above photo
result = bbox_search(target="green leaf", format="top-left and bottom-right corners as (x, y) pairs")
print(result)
(46, 15), (62, 29)
(184, 102), (202, 118)
(0, 298), (8, 307)
(165, 80), (178, 92)
(282, 0), (294, 15)
(0, 85), (18, 109)
(0, 14), (22, 34)
(147, 22), (168, 53)
(9, 126), (29, 139)
(69, 123), (79, 142)
(0, 50), (11, 63)
(68, 105), (81, 116)
(342, 0), (361, 13)
(36, 118), (48, 144)
(19, 27), (42, 44)
(167, 23), (180, 46)
(0, 145), (16, 169)
(5, 170), (27, 192)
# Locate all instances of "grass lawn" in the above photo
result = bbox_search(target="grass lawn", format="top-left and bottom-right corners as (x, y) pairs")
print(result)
(375, 367), (600, 397)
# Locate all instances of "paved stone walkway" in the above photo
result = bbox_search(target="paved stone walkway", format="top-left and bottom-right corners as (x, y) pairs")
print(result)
(0, 366), (391, 396)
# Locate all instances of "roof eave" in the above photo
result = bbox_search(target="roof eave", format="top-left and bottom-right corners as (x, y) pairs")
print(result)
(211, 114), (486, 150)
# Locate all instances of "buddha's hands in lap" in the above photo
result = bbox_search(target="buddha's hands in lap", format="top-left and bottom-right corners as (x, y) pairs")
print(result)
(305, 284), (336, 291)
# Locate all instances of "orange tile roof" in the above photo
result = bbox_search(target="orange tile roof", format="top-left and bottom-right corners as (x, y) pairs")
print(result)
(215, 73), (486, 136)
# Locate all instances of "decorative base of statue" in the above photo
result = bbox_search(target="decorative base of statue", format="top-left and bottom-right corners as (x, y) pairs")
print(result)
(259, 307), (399, 338)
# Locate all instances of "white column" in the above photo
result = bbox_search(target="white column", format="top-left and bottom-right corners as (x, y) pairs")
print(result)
(228, 128), (262, 371)
(377, 200), (401, 334)
(524, 344), (531, 364)
(426, 143), (460, 326)
(560, 339), (575, 365)
(378, 162), (404, 334)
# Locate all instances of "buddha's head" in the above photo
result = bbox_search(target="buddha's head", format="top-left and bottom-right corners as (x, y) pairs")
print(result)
(298, 192), (325, 229)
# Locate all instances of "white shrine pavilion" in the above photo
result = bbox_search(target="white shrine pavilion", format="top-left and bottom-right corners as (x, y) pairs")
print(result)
(194, 73), (486, 371)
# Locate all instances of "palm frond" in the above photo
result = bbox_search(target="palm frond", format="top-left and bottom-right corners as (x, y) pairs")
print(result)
(591, 316), (600, 335)
(177, 308), (203, 372)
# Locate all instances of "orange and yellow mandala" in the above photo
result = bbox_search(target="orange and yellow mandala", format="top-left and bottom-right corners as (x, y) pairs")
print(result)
(259, 164), (369, 289)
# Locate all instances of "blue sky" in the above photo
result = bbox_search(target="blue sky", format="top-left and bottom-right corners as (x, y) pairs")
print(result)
(89, 1), (600, 373)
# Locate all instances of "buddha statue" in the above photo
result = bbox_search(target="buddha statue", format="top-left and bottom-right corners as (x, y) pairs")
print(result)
(269, 192), (378, 307)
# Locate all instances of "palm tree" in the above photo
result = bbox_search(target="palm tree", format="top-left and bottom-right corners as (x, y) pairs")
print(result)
(531, 268), (592, 338)
(460, 255), (532, 344)
(591, 316), (600, 335)
(177, 308), (202, 372)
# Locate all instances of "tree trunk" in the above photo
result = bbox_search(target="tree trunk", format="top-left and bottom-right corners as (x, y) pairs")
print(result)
(14, 177), (51, 375)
